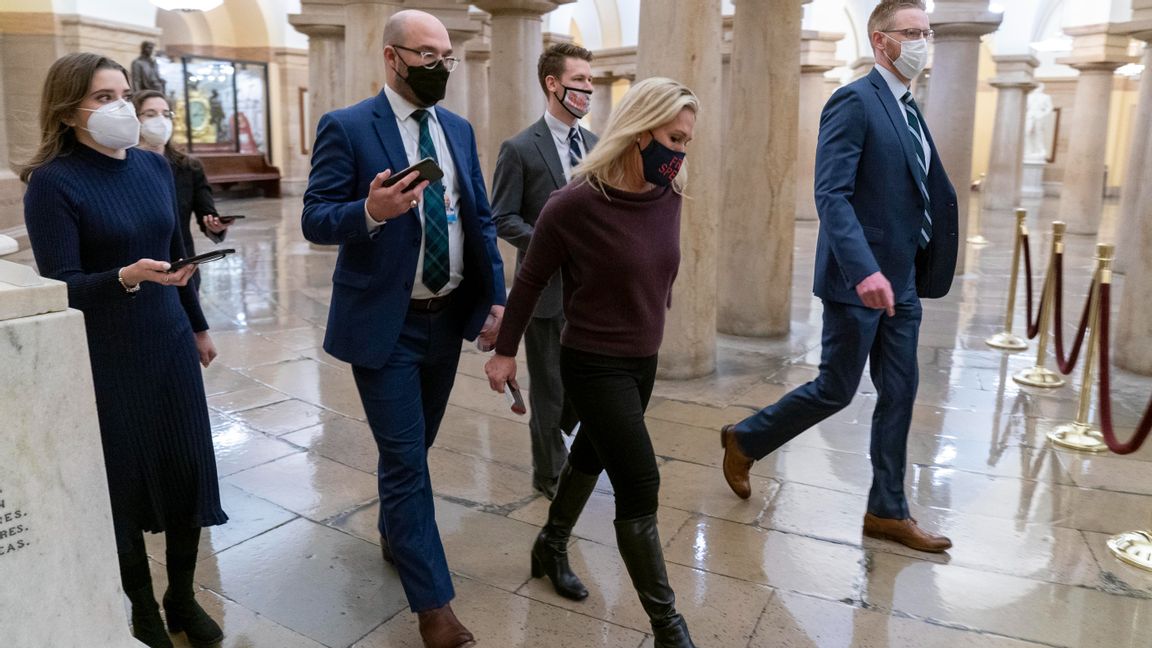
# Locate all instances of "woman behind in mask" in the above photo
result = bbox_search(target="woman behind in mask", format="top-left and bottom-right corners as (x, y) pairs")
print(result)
(484, 77), (699, 648)
(133, 89), (229, 292)
(19, 53), (227, 648)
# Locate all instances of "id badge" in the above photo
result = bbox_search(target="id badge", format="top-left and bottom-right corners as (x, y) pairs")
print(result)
(446, 207), (458, 224)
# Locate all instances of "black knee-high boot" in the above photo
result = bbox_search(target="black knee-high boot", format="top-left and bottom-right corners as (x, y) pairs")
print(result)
(162, 527), (223, 647)
(614, 515), (696, 648)
(530, 462), (598, 600)
(119, 539), (174, 648)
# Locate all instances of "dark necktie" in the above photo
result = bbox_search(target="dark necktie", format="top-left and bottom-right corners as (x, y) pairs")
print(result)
(413, 109), (449, 292)
(901, 91), (932, 248)
(568, 127), (583, 174)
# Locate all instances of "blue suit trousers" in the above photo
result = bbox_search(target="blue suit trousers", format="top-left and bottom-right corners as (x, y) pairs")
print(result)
(732, 273), (922, 519)
(351, 304), (464, 612)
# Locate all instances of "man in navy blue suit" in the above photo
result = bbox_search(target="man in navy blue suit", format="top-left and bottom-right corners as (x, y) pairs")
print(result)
(301, 10), (504, 648)
(720, 0), (958, 553)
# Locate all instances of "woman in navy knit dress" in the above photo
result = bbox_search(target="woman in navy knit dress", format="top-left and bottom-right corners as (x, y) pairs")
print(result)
(20, 53), (227, 648)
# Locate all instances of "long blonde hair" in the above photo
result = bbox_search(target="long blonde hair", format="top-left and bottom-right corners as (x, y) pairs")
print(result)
(573, 76), (699, 194)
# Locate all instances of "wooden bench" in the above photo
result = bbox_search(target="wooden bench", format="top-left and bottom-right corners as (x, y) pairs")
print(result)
(198, 153), (282, 198)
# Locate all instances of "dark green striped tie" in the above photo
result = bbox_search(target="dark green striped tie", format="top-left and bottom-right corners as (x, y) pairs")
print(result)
(413, 109), (449, 292)
(901, 91), (933, 248)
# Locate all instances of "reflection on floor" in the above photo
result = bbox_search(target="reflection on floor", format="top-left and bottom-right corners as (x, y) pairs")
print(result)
(11, 193), (1152, 647)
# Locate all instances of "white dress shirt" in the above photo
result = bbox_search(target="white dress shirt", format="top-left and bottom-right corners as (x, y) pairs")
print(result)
(365, 85), (463, 299)
(876, 64), (931, 172)
(544, 109), (584, 182)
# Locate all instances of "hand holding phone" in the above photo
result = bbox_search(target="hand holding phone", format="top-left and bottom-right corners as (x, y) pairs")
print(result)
(505, 381), (526, 416)
(217, 214), (246, 224)
(382, 157), (444, 192)
(167, 248), (236, 273)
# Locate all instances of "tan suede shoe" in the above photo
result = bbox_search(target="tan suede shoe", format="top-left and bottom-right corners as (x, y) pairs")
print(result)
(863, 513), (953, 553)
(721, 424), (754, 500)
(417, 604), (476, 648)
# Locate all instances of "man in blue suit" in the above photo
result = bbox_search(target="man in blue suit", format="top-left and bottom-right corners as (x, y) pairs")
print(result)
(720, 0), (957, 553)
(301, 10), (503, 648)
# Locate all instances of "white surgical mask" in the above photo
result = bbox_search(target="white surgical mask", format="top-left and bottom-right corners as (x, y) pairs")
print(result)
(79, 99), (140, 150)
(139, 116), (173, 147)
(883, 34), (929, 80)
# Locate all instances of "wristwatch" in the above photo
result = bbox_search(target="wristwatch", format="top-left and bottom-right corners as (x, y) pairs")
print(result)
(118, 268), (140, 294)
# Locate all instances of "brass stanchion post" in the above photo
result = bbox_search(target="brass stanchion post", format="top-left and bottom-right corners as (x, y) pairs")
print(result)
(1107, 521), (1152, 573)
(968, 173), (989, 245)
(987, 207), (1029, 351)
(1048, 244), (1111, 452)
(1014, 222), (1067, 388)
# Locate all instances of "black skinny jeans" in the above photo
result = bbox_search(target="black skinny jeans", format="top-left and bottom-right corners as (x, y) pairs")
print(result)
(561, 346), (660, 522)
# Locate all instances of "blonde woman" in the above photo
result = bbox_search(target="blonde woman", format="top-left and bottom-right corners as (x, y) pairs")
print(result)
(485, 77), (698, 648)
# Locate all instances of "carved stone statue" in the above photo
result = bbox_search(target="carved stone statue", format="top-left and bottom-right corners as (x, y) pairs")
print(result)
(131, 41), (166, 94)
(1024, 82), (1055, 163)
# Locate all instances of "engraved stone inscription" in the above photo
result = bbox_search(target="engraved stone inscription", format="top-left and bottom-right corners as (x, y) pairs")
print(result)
(0, 487), (31, 557)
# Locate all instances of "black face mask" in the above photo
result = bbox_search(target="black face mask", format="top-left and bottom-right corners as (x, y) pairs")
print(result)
(395, 59), (450, 106)
(552, 85), (591, 119)
(637, 132), (686, 187)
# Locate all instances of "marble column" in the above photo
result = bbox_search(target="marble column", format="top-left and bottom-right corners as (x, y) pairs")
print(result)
(849, 55), (874, 81)
(1115, 25), (1152, 272)
(1055, 26), (1133, 235)
(472, 0), (574, 182)
(465, 37), (491, 177)
(343, 0), (404, 104)
(589, 74), (617, 135)
(982, 55), (1038, 211)
(288, 19), (347, 145)
(718, 0), (807, 339)
(1116, 166), (1152, 374)
(637, 0), (723, 378)
(924, 2), (1001, 271)
(797, 30), (843, 222)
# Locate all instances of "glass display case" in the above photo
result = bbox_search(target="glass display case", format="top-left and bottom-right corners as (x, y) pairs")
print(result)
(155, 55), (271, 157)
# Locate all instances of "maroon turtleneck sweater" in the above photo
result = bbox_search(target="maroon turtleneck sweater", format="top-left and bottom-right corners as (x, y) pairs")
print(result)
(494, 179), (682, 359)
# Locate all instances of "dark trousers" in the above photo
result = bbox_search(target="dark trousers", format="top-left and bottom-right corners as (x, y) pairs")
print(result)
(732, 275), (922, 519)
(524, 315), (569, 482)
(561, 347), (660, 522)
(352, 305), (463, 613)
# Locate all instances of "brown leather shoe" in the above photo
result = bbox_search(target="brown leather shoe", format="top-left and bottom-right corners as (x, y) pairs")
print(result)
(721, 424), (754, 500)
(417, 604), (476, 648)
(380, 536), (394, 566)
(863, 513), (952, 553)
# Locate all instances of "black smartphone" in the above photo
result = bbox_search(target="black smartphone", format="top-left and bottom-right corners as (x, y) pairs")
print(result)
(167, 248), (236, 273)
(217, 214), (246, 223)
(382, 157), (444, 192)
(505, 382), (526, 416)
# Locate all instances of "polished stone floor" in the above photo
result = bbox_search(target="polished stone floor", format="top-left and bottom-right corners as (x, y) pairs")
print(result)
(10, 192), (1152, 647)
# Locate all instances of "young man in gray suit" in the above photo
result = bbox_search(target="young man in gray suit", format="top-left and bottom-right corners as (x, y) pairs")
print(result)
(491, 43), (598, 500)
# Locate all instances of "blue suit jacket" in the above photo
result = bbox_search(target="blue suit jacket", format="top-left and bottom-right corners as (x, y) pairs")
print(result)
(812, 68), (958, 305)
(301, 89), (506, 369)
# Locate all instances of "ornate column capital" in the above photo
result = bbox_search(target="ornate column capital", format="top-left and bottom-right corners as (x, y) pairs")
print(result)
(1117, 18), (1152, 44)
(590, 45), (637, 82)
(1058, 24), (1138, 68)
(989, 54), (1039, 90)
(470, 0), (573, 17)
(800, 30), (844, 74)
(288, 0), (346, 39)
(928, 1), (1002, 39)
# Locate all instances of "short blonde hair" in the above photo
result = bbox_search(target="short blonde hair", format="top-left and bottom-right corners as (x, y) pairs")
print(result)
(573, 76), (699, 194)
(867, 1), (926, 35)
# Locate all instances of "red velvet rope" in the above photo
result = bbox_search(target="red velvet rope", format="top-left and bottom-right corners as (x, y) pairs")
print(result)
(1022, 232), (1042, 339)
(1051, 252), (1094, 375)
(1097, 283), (1152, 455)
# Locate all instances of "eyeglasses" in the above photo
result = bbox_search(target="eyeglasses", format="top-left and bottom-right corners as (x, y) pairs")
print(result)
(393, 45), (459, 72)
(138, 109), (174, 119)
(883, 28), (935, 41)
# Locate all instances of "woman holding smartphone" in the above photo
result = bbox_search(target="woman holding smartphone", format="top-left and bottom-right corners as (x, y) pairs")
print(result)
(20, 53), (227, 648)
(132, 90), (229, 292)
(485, 77), (698, 648)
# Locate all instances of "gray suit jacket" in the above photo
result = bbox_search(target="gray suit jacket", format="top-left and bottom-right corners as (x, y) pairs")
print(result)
(492, 116), (598, 318)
